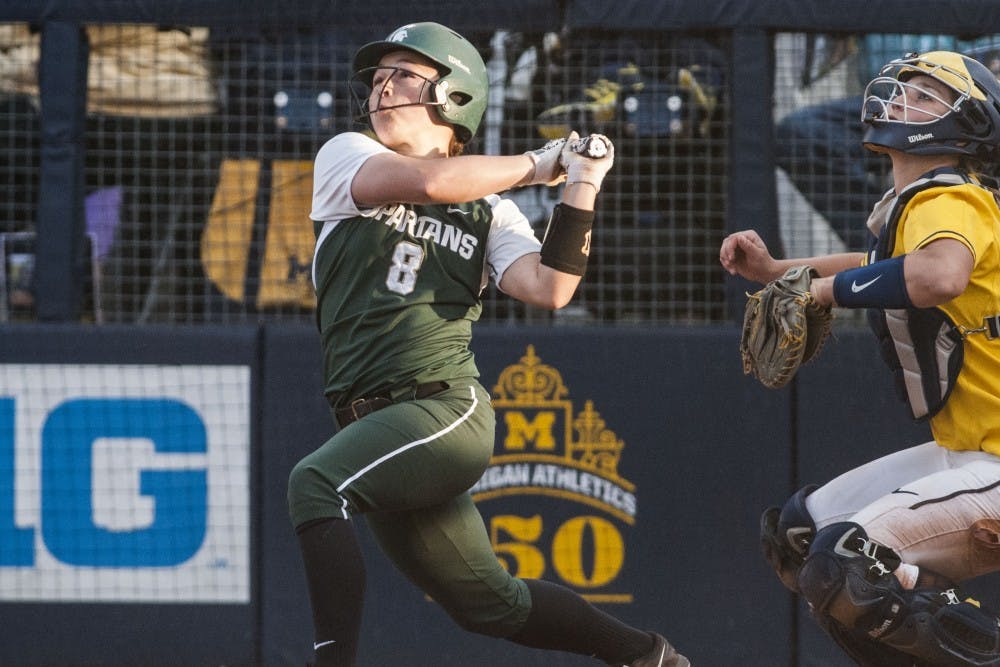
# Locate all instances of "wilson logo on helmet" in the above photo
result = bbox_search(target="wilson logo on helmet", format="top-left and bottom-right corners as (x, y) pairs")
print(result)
(447, 54), (471, 75)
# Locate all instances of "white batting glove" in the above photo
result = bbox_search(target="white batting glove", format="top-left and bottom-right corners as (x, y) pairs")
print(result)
(560, 133), (614, 191)
(521, 136), (569, 187)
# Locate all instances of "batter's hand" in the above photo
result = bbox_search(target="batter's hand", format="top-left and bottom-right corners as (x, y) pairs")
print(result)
(719, 230), (780, 284)
(521, 136), (569, 187)
(560, 132), (615, 191)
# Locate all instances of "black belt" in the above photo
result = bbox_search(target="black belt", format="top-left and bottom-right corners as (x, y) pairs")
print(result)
(329, 381), (450, 428)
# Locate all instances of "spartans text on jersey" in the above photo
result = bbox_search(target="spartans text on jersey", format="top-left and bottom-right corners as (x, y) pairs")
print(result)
(363, 203), (479, 259)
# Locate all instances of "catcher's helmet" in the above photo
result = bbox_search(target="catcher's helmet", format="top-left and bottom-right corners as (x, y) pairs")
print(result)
(351, 22), (488, 143)
(861, 50), (1000, 161)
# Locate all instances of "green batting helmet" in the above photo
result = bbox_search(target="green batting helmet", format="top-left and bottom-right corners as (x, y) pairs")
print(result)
(353, 22), (488, 142)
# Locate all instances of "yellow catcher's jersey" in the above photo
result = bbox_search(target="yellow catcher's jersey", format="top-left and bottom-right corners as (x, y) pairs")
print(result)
(892, 183), (1000, 453)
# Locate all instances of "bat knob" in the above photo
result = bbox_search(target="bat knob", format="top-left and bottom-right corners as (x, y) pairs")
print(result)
(582, 135), (608, 158)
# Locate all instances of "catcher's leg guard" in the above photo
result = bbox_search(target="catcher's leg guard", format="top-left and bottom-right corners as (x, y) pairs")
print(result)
(798, 522), (1000, 666)
(816, 615), (923, 667)
(759, 485), (817, 592)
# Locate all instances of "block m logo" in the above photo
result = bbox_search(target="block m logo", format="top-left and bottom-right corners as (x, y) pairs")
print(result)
(502, 410), (557, 451)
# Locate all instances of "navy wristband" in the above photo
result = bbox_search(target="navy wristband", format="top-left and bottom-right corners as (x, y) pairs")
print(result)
(833, 255), (913, 309)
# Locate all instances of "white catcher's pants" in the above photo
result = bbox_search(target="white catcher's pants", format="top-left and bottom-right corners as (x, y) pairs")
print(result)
(806, 442), (1000, 584)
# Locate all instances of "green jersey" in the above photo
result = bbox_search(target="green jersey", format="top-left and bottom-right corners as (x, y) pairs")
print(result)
(310, 132), (541, 399)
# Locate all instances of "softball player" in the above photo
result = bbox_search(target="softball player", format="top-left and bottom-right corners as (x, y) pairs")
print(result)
(287, 22), (688, 667)
(721, 51), (1000, 665)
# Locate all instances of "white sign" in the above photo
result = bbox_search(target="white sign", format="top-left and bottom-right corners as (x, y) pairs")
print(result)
(0, 364), (251, 603)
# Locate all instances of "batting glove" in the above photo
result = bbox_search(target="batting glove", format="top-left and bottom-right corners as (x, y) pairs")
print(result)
(560, 133), (614, 192)
(521, 136), (569, 187)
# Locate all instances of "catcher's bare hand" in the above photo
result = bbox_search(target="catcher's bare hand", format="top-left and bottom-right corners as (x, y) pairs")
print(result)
(720, 230), (780, 284)
(808, 274), (836, 308)
(560, 132), (615, 191)
(521, 136), (568, 187)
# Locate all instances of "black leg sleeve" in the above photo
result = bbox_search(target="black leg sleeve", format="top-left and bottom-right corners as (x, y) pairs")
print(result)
(506, 578), (653, 664)
(296, 518), (367, 667)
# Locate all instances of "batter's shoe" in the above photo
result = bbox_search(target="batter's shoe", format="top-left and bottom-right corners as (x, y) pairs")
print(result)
(623, 633), (691, 667)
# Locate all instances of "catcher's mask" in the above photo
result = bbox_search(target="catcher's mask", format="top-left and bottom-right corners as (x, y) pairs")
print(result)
(861, 50), (1000, 161)
(349, 22), (488, 143)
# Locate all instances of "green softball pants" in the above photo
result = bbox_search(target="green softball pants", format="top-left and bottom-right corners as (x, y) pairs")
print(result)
(287, 379), (532, 636)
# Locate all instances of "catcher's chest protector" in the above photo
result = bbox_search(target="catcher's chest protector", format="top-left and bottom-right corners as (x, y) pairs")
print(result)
(867, 306), (963, 420)
(866, 169), (974, 420)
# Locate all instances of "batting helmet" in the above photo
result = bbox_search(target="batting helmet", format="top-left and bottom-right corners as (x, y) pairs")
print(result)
(351, 22), (488, 143)
(861, 50), (1000, 161)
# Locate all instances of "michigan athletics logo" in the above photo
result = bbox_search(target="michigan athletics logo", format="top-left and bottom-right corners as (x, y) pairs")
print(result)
(471, 346), (637, 603)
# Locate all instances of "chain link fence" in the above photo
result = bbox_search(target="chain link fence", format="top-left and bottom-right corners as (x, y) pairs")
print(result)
(11, 23), (993, 327)
(1, 22), (732, 326)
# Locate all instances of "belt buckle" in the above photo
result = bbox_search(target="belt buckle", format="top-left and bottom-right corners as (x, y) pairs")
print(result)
(349, 397), (374, 421)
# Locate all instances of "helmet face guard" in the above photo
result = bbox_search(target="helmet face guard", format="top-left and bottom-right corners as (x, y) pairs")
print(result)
(861, 50), (1000, 161)
(863, 68), (968, 126)
(350, 22), (488, 143)
(349, 65), (446, 125)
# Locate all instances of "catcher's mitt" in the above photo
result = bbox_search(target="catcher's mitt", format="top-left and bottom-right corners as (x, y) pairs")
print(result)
(741, 265), (833, 389)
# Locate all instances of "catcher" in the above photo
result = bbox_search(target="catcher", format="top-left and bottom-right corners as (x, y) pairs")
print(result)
(721, 51), (1000, 665)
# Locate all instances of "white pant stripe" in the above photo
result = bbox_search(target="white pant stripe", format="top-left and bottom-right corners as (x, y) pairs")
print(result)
(336, 386), (479, 495)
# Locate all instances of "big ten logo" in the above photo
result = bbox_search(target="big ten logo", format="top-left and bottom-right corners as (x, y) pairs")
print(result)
(0, 364), (251, 603)
(471, 346), (637, 604)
